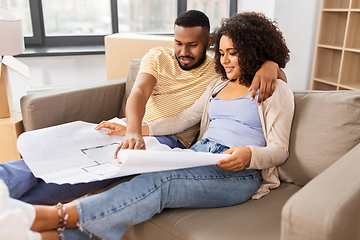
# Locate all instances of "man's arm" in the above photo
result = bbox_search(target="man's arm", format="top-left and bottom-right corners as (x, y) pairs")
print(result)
(249, 61), (287, 105)
(117, 73), (156, 151)
(278, 68), (287, 82)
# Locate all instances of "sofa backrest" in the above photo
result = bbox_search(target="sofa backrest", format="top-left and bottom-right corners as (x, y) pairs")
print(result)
(121, 59), (360, 187)
(278, 90), (360, 186)
(119, 59), (142, 117)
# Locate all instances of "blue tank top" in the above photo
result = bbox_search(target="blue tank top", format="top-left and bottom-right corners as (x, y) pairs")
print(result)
(202, 84), (266, 148)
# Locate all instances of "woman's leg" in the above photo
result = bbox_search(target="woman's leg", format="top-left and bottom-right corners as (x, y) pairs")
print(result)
(32, 204), (78, 232)
(33, 140), (261, 240)
(65, 165), (261, 240)
(32, 203), (98, 240)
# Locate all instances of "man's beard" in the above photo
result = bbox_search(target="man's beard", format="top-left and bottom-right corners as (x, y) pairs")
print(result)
(176, 48), (207, 71)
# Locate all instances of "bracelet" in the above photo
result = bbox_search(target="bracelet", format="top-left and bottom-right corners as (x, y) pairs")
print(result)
(56, 203), (69, 231)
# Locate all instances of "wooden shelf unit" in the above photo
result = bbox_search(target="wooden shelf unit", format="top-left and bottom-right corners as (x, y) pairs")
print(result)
(311, 0), (360, 91)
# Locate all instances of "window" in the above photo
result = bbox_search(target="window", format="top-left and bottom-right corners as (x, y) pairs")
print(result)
(0, 0), (237, 53)
(187, 0), (229, 30)
(42, 0), (113, 36)
(214, 2), (219, 23)
(117, 0), (176, 33)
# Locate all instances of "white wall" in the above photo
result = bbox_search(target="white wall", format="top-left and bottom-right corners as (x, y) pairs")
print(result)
(238, 0), (276, 19)
(238, 0), (321, 91)
(273, 0), (321, 90)
(9, 54), (107, 111)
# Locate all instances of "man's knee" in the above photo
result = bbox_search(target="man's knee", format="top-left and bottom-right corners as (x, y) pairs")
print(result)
(0, 159), (38, 199)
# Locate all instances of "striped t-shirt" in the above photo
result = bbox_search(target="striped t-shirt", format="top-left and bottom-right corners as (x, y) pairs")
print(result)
(139, 47), (220, 148)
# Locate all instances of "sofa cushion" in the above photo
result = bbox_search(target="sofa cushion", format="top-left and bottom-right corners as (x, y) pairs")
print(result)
(122, 183), (300, 240)
(278, 90), (360, 186)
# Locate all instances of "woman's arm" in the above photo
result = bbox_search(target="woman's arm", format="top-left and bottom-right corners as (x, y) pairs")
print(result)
(248, 80), (294, 169)
(217, 80), (294, 171)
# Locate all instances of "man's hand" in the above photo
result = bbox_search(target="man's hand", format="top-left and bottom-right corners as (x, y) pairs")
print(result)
(94, 121), (126, 135)
(114, 133), (146, 159)
(95, 121), (149, 159)
(249, 61), (281, 105)
(216, 147), (251, 172)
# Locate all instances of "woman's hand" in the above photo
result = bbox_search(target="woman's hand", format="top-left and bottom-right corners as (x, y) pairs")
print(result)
(216, 147), (252, 172)
(94, 121), (126, 135)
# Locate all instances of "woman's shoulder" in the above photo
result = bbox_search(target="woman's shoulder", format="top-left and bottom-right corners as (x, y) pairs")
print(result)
(274, 79), (293, 96)
(261, 79), (294, 107)
(208, 77), (228, 89)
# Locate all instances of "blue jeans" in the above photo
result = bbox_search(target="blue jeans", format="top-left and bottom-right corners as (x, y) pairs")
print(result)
(0, 159), (125, 205)
(0, 132), (184, 205)
(62, 139), (262, 240)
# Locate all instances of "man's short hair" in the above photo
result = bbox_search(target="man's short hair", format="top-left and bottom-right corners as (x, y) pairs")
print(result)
(174, 10), (210, 34)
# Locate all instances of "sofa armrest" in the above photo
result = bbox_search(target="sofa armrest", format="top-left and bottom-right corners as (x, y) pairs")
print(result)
(20, 78), (126, 131)
(281, 142), (360, 240)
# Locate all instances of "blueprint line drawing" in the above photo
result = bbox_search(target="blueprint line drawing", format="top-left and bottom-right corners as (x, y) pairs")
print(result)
(82, 143), (120, 164)
(81, 143), (122, 175)
(18, 121), (125, 183)
(18, 120), (228, 184)
(44, 131), (122, 175)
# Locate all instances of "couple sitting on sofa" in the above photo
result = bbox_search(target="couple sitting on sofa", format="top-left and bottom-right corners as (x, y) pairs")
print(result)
(2, 10), (294, 240)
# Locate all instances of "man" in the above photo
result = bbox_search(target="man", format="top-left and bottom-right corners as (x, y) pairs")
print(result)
(0, 10), (285, 205)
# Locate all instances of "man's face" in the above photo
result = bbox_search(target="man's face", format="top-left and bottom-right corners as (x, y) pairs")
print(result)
(174, 25), (210, 70)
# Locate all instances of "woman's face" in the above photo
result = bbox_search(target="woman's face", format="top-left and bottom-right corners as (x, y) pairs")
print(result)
(219, 35), (241, 81)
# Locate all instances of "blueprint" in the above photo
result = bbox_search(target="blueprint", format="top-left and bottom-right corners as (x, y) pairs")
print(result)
(17, 119), (229, 184)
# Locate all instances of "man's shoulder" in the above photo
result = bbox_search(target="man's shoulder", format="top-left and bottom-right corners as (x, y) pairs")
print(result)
(142, 47), (175, 66)
(201, 53), (216, 69)
(147, 47), (174, 58)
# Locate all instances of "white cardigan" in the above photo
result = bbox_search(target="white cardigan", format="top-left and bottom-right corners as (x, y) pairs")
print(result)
(148, 78), (295, 199)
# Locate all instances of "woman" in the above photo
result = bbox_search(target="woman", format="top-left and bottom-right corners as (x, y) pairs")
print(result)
(31, 12), (293, 240)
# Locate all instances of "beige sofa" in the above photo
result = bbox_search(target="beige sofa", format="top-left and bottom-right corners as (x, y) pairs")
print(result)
(20, 59), (360, 240)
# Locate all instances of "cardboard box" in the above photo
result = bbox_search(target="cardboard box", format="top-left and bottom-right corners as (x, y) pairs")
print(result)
(0, 63), (11, 118)
(105, 33), (174, 80)
(0, 112), (24, 162)
(0, 56), (30, 118)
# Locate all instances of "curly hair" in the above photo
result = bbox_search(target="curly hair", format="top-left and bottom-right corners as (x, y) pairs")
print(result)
(212, 12), (290, 87)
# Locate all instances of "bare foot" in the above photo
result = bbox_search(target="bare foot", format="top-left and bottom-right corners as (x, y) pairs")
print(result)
(31, 205), (58, 232)
(31, 203), (79, 232)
